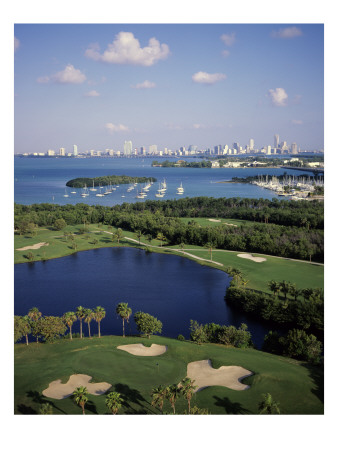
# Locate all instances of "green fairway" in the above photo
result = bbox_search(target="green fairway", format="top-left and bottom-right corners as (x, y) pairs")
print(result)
(14, 335), (323, 415)
(179, 217), (250, 227)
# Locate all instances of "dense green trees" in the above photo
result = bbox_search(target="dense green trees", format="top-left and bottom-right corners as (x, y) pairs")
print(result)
(263, 329), (322, 363)
(14, 315), (31, 345)
(190, 320), (253, 348)
(37, 316), (67, 342)
(66, 175), (156, 188)
(14, 197), (324, 262)
(134, 312), (163, 339)
(225, 284), (323, 337)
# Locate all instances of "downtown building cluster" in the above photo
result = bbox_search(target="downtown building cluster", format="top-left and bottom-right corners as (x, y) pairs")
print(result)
(18, 136), (322, 158)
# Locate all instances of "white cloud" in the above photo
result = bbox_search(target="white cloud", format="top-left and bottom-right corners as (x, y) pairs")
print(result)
(292, 119), (303, 125)
(268, 87), (288, 106)
(85, 32), (170, 66)
(192, 71), (226, 85)
(14, 36), (20, 52)
(271, 27), (303, 39)
(131, 80), (156, 89)
(37, 64), (86, 84)
(85, 90), (100, 97)
(105, 123), (129, 133)
(220, 33), (236, 46)
(52, 64), (86, 84)
(222, 50), (230, 58)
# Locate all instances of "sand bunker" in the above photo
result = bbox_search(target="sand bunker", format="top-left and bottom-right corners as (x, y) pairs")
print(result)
(208, 219), (221, 222)
(117, 343), (167, 356)
(42, 374), (111, 400)
(187, 359), (252, 392)
(237, 253), (266, 263)
(16, 242), (49, 251)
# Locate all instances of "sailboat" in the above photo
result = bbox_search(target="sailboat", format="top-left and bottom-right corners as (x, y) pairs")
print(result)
(81, 184), (89, 197)
(63, 188), (69, 198)
(176, 182), (184, 194)
(89, 181), (97, 192)
(155, 182), (165, 197)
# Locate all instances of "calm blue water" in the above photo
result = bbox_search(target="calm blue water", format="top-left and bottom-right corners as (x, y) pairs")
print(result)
(14, 156), (308, 206)
(14, 247), (274, 347)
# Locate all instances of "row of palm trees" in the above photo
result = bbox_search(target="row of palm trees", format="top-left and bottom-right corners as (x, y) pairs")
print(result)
(72, 381), (280, 415)
(24, 302), (133, 342)
(73, 387), (122, 415)
(72, 377), (197, 415)
(151, 377), (196, 414)
(268, 280), (323, 302)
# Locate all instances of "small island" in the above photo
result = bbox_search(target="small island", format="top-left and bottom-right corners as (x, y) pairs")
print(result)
(66, 175), (157, 188)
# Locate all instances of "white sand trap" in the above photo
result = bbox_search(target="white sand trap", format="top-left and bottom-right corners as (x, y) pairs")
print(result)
(237, 253), (266, 263)
(208, 219), (221, 222)
(187, 359), (252, 392)
(42, 374), (112, 400)
(16, 242), (49, 251)
(117, 343), (167, 356)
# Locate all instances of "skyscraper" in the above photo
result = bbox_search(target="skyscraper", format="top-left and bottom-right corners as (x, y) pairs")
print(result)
(73, 144), (78, 156)
(291, 143), (298, 154)
(249, 138), (254, 150)
(274, 134), (279, 149)
(123, 141), (132, 156)
(59, 147), (65, 156)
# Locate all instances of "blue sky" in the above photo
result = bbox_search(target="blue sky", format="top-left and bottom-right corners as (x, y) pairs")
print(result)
(14, 23), (324, 153)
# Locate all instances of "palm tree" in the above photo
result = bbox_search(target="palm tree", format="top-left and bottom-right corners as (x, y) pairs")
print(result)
(105, 392), (123, 415)
(135, 229), (144, 245)
(76, 306), (86, 339)
(113, 228), (123, 245)
(258, 393), (280, 414)
(204, 242), (214, 261)
(151, 385), (167, 414)
(28, 307), (42, 343)
(63, 311), (77, 340)
(289, 284), (302, 301)
(146, 234), (153, 245)
(93, 306), (106, 338)
(279, 280), (290, 300)
(116, 303), (132, 337)
(84, 308), (94, 338)
(73, 386), (89, 415)
(165, 384), (181, 415)
(268, 280), (280, 297)
(180, 377), (197, 414)
(179, 241), (185, 252)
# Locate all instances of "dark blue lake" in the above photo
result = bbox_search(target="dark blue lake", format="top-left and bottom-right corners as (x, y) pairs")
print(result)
(15, 247), (272, 347)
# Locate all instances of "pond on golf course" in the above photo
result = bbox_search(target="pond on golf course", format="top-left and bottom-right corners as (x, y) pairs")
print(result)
(14, 247), (273, 347)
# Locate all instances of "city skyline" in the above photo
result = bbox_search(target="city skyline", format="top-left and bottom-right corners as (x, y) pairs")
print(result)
(14, 24), (324, 153)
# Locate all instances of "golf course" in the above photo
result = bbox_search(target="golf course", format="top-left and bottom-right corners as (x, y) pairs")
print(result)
(14, 335), (324, 415)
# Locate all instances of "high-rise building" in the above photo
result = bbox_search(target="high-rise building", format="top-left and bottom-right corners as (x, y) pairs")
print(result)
(249, 138), (254, 150)
(123, 141), (132, 155)
(233, 142), (240, 152)
(267, 145), (272, 155)
(149, 145), (158, 154)
(274, 134), (279, 149)
(140, 146), (146, 155)
(59, 147), (65, 156)
(73, 144), (78, 156)
(291, 143), (298, 154)
(47, 149), (55, 156)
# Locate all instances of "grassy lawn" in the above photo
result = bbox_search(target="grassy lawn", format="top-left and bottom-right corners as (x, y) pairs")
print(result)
(179, 217), (250, 227)
(14, 335), (323, 415)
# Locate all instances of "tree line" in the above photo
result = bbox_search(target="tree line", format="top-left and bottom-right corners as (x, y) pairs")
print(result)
(14, 303), (163, 344)
(66, 175), (156, 188)
(14, 199), (324, 262)
(225, 282), (323, 338)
